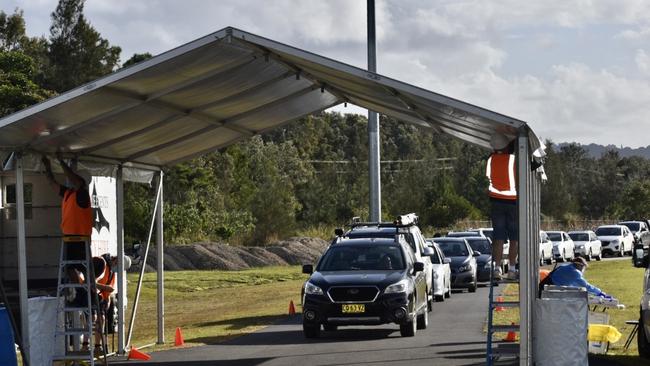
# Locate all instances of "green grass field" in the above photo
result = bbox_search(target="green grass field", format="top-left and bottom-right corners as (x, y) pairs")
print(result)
(125, 266), (307, 350)
(492, 258), (646, 364)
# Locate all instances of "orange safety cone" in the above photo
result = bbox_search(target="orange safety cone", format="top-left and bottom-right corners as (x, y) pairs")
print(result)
(495, 296), (505, 312)
(175, 327), (185, 346)
(288, 300), (296, 315)
(503, 323), (517, 342)
(128, 347), (151, 361)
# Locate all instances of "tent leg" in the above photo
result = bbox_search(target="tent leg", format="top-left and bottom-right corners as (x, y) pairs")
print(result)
(156, 171), (164, 344)
(16, 154), (30, 364)
(116, 166), (126, 354)
(126, 176), (162, 347)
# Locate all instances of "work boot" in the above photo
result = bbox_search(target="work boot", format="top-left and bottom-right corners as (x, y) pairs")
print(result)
(507, 269), (519, 280)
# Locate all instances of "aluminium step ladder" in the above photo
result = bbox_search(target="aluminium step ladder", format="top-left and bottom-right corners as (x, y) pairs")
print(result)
(51, 236), (107, 365)
(486, 260), (520, 365)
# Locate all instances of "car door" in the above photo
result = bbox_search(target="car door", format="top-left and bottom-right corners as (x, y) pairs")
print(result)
(405, 242), (426, 311)
(590, 231), (601, 255)
(438, 246), (451, 290)
(412, 228), (433, 294)
(563, 232), (574, 258)
(624, 227), (634, 252)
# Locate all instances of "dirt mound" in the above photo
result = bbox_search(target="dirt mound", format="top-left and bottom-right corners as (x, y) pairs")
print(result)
(138, 237), (328, 271)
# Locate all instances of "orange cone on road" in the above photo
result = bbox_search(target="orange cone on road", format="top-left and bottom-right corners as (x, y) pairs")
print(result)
(175, 327), (185, 346)
(495, 296), (505, 312)
(128, 347), (151, 361)
(503, 323), (517, 342)
(288, 300), (296, 315)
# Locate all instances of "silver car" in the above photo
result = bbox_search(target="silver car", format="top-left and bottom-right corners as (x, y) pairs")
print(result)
(426, 240), (452, 301)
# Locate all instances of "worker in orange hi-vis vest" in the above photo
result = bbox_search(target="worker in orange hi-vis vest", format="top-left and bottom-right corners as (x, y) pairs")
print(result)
(486, 133), (518, 280)
(42, 153), (93, 283)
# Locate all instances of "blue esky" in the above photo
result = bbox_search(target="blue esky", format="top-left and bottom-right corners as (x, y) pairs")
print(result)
(4, 0), (650, 148)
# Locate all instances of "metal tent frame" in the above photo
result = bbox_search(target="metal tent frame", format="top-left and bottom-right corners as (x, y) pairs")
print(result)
(0, 27), (542, 365)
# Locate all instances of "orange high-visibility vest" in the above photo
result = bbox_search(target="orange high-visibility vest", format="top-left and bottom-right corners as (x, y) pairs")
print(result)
(98, 264), (115, 301)
(486, 153), (517, 200)
(61, 189), (93, 236)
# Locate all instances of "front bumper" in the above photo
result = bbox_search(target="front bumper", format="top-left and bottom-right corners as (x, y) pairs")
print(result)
(601, 242), (619, 254)
(574, 247), (587, 256)
(302, 292), (412, 326)
(451, 270), (475, 288)
(477, 266), (491, 282)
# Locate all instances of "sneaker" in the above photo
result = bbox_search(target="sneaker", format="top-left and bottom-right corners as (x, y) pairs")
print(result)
(507, 269), (519, 280)
(492, 267), (503, 280)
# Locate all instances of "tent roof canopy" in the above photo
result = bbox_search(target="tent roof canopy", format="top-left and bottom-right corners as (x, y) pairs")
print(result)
(0, 27), (538, 168)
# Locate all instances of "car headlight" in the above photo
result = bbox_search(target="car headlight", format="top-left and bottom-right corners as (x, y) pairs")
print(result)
(458, 264), (472, 272)
(304, 282), (323, 295)
(611, 239), (620, 245)
(576, 244), (584, 249)
(385, 279), (411, 294)
(483, 262), (492, 269)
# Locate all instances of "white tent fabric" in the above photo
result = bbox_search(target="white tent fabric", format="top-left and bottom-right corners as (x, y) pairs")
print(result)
(0, 27), (541, 168)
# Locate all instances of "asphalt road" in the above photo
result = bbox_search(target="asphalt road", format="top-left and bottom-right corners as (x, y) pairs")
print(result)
(112, 285), (517, 366)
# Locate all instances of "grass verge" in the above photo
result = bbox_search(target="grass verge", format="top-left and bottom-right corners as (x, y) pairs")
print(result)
(124, 265), (306, 351)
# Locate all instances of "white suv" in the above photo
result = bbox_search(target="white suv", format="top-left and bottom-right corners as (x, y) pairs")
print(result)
(547, 231), (575, 262)
(596, 225), (634, 257)
(568, 230), (602, 261)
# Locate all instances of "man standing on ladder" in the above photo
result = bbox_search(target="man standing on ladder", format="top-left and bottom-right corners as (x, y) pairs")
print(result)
(486, 134), (518, 281)
(42, 154), (93, 282)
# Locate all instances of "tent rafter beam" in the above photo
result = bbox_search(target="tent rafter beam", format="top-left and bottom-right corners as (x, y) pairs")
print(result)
(126, 85), (321, 160)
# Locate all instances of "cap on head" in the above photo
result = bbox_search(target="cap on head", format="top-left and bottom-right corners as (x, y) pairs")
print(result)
(572, 257), (588, 268)
(490, 133), (511, 151)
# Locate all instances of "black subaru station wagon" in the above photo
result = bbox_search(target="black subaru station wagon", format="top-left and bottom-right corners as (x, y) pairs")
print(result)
(301, 236), (429, 338)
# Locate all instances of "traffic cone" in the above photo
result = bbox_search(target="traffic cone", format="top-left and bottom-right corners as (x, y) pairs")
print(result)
(175, 327), (185, 346)
(495, 296), (505, 312)
(128, 347), (151, 361)
(503, 323), (517, 342)
(288, 300), (296, 315)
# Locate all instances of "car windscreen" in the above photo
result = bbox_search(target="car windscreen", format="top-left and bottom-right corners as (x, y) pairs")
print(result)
(596, 227), (621, 236)
(569, 233), (589, 242)
(467, 239), (491, 254)
(435, 241), (469, 257)
(547, 232), (562, 241)
(318, 245), (406, 271)
(448, 232), (478, 237)
(621, 222), (640, 231)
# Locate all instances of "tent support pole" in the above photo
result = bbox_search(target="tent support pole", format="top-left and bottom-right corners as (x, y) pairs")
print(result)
(367, 0), (381, 221)
(16, 154), (30, 365)
(517, 130), (532, 366)
(126, 178), (162, 347)
(116, 166), (125, 354)
(156, 171), (164, 344)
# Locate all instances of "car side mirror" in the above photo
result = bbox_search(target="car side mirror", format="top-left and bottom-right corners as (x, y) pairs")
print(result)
(443, 258), (451, 264)
(473, 251), (481, 256)
(334, 228), (344, 236)
(413, 262), (424, 272)
(422, 247), (435, 257)
(302, 264), (313, 274)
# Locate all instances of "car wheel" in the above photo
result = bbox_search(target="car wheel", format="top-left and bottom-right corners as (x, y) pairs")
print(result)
(303, 323), (320, 338)
(468, 274), (477, 293)
(595, 250), (602, 261)
(435, 294), (444, 302)
(445, 280), (451, 298)
(618, 246), (624, 257)
(586, 249), (592, 261)
(400, 313), (417, 337)
(417, 309), (428, 330)
(427, 290), (434, 310)
(323, 324), (337, 332)
(639, 317), (650, 359)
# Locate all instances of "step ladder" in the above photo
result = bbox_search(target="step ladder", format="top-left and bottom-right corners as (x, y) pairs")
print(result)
(51, 236), (107, 365)
(486, 261), (520, 365)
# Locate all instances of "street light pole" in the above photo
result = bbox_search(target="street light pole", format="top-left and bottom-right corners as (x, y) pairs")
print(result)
(367, 0), (381, 221)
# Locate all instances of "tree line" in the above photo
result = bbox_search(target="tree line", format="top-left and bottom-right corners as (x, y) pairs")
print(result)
(2, 1), (650, 246)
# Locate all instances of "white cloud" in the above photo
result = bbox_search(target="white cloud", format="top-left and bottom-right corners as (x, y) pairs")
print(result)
(635, 49), (650, 75)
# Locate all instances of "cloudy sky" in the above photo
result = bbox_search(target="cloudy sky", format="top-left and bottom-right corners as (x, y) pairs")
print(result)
(5, 0), (650, 147)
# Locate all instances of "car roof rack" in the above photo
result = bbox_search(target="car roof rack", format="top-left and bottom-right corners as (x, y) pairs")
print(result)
(349, 213), (419, 228)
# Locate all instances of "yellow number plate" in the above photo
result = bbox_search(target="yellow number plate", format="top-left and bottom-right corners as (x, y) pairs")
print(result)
(342, 304), (365, 313)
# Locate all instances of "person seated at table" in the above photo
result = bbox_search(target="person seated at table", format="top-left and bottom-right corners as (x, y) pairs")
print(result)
(542, 257), (613, 298)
